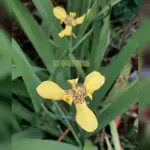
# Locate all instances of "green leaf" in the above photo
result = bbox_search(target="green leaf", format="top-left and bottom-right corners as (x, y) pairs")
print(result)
(0, 36), (10, 79)
(12, 99), (34, 122)
(12, 128), (45, 139)
(107, 62), (132, 100)
(88, 79), (150, 137)
(83, 140), (97, 150)
(0, 142), (11, 150)
(105, 135), (113, 150)
(139, 79), (150, 110)
(72, 0), (82, 15)
(4, 0), (55, 73)
(12, 65), (48, 81)
(12, 79), (29, 98)
(91, 19), (150, 109)
(12, 37), (42, 112)
(0, 31), (11, 100)
(79, 34), (90, 60)
(78, 0), (121, 37)
(12, 139), (81, 150)
(113, 3), (126, 16)
(72, 28), (93, 53)
(124, 10), (134, 20)
(89, 15), (110, 71)
(81, 0), (92, 14)
(110, 121), (121, 150)
(134, 0), (143, 5)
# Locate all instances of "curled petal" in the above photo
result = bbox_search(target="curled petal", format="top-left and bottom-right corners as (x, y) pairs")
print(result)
(36, 81), (65, 100)
(75, 101), (98, 132)
(58, 25), (72, 38)
(84, 71), (105, 99)
(53, 7), (67, 22)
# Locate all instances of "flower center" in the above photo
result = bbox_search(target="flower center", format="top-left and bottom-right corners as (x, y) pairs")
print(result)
(65, 85), (86, 104)
(64, 16), (74, 25)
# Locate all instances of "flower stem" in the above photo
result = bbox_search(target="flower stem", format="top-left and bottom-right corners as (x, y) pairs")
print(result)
(53, 101), (82, 147)
(110, 121), (121, 150)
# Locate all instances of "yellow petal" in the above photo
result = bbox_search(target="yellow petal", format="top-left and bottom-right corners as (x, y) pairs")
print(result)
(72, 14), (85, 26)
(67, 78), (79, 85)
(87, 93), (93, 100)
(58, 25), (72, 38)
(36, 81), (65, 100)
(63, 97), (73, 105)
(84, 71), (105, 97)
(69, 12), (76, 18)
(63, 89), (74, 105)
(53, 7), (67, 22)
(72, 9), (90, 26)
(75, 101), (98, 132)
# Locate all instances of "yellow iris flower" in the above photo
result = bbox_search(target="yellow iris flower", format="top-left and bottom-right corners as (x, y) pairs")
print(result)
(53, 6), (88, 38)
(36, 71), (105, 132)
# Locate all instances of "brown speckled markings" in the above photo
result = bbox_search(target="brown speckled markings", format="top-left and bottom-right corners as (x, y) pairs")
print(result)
(64, 16), (74, 25)
(64, 85), (87, 104)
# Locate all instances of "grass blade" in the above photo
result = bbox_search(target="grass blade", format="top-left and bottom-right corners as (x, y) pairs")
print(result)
(88, 79), (150, 137)
(105, 134), (113, 150)
(5, 0), (55, 73)
(10, 37), (42, 112)
(110, 121), (121, 150)
(78, 0), (121, 38)
(89, 15), (110, 71)
(91, 19), (150, 109)
(12, 139), (81, 150)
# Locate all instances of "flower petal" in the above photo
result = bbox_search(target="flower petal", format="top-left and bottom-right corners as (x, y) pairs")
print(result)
(58, 25), (72, 37)
(72, 14), (85, 26)
(53, 7), (67, 22)
(69, 12), (76, 18)
(72, 9), (90, 26)
(63, 89), (74, 105)
(84, 71), (105, 99)
(36, 81), (65, 100)
(75, 101), (98, 132)
(67, 78), (79, 85)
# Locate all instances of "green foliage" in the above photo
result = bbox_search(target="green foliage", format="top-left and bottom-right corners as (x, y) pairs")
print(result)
(113, 0), (142, 21)
(0, 0), (150, 149)
(12, 139), (81, 150)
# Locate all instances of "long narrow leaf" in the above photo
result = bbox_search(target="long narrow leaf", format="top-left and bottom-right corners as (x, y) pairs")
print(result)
(88, 79), (150, 137)
(5, 0), (55, 73)
(12, 139), (81, 150)
(91, 19), (150, 109)
(11, 39), (42, 112)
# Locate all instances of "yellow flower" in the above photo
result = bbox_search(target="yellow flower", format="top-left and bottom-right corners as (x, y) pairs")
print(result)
(36, 71), (105, 132)
(53, 6), (88, 38)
